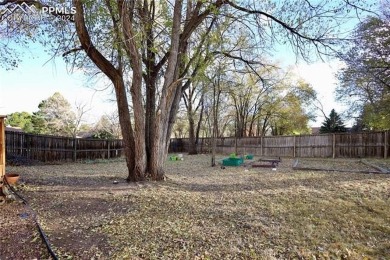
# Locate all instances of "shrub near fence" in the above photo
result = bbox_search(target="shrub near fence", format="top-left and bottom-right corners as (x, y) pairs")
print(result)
(6, 131), (124, 162)
(169, 131), (389, 159)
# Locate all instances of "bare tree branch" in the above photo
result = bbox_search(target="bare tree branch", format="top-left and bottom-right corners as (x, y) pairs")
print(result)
(62, 46), (83, 57)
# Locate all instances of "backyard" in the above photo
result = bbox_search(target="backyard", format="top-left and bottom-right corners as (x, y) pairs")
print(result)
(1, 155), (390, 259)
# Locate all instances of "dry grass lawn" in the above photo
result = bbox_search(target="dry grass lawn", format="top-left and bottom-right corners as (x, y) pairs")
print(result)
(1, 155), (390, 259)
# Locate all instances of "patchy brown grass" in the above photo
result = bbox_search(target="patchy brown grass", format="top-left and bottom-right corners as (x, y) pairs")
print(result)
(1, 155), (390, 259)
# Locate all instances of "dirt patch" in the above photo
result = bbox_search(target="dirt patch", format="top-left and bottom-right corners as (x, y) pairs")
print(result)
(1, 155), (390, 259)
(0, 200), (50, 259)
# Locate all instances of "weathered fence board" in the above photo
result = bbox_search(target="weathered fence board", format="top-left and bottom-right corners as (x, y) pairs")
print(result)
(169, 131), (389, 158)
(296, 135), (333, 158)
(5, 131), (124, 162)
(9, 130), (386, 162)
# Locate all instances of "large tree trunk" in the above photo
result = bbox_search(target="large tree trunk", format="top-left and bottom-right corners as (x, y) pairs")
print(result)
(73, 0), (137, 180)
(114, 80), (137, 182)
(143, 3), (158, 174)
(121, 1), (147, 181)
(74, 0), (221, 182)
(211, 81), (217, 167)
(148, 0), (183, 180)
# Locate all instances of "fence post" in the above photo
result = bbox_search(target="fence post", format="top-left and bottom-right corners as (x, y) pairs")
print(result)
(44, 137), (47, 162)
(385, 130), (388, 159)
(260, 136), (263, 157)
(20, 132), (23, 156)
(107, 140), (111, 159)
(332, 134), (336, 159)
(293, 135), (296, 158)
(73, 138), (77, 162)
(0, 116), (5, 180)
(26, 134), (30, 159)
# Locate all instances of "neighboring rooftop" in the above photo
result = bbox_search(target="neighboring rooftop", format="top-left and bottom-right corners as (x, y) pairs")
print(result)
(5, 126), (23, 132)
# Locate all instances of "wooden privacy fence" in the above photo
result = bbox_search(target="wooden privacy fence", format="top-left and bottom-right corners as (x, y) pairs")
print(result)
(169, 131), (389, 158)
(6, 131), (124, 162)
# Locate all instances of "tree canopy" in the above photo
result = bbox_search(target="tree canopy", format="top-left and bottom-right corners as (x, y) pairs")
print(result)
(336, 4), (390, 130)
(0, 0), (375, 181)
(5, 111), (33, 132)
(37, 92), (77, 136)
(6, 92), (88, 137)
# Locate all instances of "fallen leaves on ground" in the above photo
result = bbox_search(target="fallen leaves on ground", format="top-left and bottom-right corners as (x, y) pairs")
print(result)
(1, 155), (390, 259)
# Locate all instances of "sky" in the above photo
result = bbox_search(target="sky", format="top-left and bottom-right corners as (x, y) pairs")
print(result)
(0, 44), (117, 124)
(291, 61), (348, 125)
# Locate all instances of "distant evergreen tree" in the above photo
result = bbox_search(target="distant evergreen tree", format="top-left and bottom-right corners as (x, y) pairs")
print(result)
(320, 109), (347, 133)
